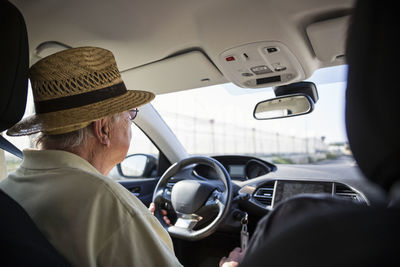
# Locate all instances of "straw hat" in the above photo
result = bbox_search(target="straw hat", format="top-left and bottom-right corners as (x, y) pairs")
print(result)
(7, 47), (155, 136)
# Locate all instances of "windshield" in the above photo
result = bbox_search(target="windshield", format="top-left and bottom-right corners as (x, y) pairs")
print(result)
(3, 65), (349, 173)
(152, 65), (349, 164)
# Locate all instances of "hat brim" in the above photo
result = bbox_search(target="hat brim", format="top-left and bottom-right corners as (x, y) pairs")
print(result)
(7, 89), (155, 136)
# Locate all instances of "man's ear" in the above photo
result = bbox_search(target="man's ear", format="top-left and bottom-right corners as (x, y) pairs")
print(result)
(92, 118), (111, 147)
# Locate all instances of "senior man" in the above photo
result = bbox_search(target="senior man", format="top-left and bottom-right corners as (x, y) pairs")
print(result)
(0, 47), (183, 266)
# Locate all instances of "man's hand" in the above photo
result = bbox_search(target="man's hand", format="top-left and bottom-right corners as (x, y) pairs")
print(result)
(148, 202), (171, 225)
(219, 247), (245, 267)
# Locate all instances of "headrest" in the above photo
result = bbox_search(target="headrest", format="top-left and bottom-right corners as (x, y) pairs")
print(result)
(0, 1), (29, 132)
(346, 0), (400, 191)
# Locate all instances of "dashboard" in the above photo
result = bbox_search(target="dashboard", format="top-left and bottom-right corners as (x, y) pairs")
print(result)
(240, 179), (368, 213)
(193, 155), (277, 181)
(151, 154), (386, 232)
(186, 155), (386, 214)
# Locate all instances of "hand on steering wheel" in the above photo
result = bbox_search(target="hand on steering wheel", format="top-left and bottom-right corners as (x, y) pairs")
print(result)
(149, 203), (171, 225)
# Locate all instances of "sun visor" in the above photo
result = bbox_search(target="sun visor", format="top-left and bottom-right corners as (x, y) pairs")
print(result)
(307, 16), (349, 63)
(121, 51), (226, 94)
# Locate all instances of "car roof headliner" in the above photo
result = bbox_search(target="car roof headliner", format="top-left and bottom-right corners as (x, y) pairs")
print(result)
(11, 0), (354, 94)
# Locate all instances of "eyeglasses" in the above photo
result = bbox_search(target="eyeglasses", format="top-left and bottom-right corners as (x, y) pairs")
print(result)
(128, 108), (139, 121)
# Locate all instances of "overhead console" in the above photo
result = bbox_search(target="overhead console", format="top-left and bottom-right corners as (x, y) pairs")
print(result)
(219, 41), (305, 88)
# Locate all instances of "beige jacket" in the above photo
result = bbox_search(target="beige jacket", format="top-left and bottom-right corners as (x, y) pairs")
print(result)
(0, 149), (182, 267)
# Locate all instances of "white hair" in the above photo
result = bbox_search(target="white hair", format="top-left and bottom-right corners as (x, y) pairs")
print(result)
(35, 125), (93, 149)
(36, 113), (123, 149)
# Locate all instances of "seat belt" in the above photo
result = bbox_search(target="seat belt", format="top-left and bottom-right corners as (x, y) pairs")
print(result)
(0, 135), (23, 159)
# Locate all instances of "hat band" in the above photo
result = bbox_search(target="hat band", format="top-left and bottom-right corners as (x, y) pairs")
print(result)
(34, 82), (127, 114)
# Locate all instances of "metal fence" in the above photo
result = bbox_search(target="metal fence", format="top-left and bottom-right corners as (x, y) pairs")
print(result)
(160, 112), (328, 156)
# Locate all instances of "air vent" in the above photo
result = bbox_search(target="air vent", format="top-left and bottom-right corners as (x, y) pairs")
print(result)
(334, 183), (359, 202)
(253, 181), (275, 207)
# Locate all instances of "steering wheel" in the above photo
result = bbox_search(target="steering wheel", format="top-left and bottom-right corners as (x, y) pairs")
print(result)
(152, 156), (232, 241)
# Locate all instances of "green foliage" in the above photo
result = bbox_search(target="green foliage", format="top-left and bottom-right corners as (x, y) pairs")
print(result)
(271, 157), (294, 164)
(326, 152), (339, 160)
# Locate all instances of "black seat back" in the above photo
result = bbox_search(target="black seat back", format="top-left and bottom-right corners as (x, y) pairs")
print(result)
(0, 0), (28, 129)
(0, 1), (70, 266)
(345, 0), (400, 192)
(240, 195), (400, 266)
(0, 189), (71, 266)
(0, 0), (28, 158)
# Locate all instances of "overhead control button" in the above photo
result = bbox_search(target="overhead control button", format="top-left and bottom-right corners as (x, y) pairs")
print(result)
(241, 72), (253, 77)
(225, 56), (236, 61)
(265, 47), (279, 53)
(272, 63), (287, 71)
(251, 65), (272, 75)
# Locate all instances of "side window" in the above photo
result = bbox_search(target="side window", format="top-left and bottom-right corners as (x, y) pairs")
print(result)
(0, 81), (34, 180)
(0, 133), (32, 180)
(1, 150), (23, 178)
(108, 123), (159, 180)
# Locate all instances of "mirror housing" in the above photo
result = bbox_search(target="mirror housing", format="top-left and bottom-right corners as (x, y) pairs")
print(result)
(117, 154), (157, 178)
(253, 94), (314, 120)
(274, 81), (319, 103)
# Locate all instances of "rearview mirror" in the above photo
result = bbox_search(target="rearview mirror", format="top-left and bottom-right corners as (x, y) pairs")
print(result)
(253, 94), (314, 120)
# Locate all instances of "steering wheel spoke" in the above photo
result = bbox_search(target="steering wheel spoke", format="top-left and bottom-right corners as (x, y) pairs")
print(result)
(204, 189), (222, 208)
(174, 212), (203, 230)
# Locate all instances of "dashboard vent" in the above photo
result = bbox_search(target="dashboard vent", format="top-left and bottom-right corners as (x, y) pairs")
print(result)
(253, 181), (275, 207)
(334, 183), (359, 201)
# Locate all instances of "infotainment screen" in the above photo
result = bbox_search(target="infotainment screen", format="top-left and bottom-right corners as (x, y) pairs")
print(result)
(274, 180), (333, 205)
